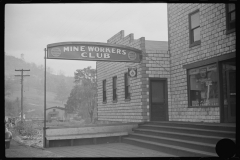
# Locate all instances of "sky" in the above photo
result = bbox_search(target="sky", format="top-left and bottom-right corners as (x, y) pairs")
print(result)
(5, 3), (168, 77)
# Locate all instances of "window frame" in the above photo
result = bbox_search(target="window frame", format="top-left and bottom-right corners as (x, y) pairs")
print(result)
(187, 63), (219, 108)
(112, 76), (117, 102)
(189, 9), (201, 47)
(124, 73), (131, 100)
(226, 4), (236, 34)
(102, 79), (107, 103)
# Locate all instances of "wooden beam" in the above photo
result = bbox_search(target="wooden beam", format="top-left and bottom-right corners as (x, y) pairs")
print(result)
(183, 52), (235, 69)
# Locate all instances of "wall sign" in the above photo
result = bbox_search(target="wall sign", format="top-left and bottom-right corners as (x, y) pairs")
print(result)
(47, 42), (142, 63)
(128, 67), (137, 77)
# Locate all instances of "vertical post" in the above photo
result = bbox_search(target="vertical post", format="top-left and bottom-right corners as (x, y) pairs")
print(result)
(21, 70), (23, 122)
(43, 48), (47, 148)
(15, 69), (30, 122)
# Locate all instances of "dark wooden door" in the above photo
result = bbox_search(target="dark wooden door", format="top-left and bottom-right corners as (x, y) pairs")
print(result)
(226, 70), (236, 122)
(150, 79), (168, 121)
(221, 59), (236, 123)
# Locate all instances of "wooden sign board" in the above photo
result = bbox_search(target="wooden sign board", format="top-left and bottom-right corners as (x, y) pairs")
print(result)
(47, 42), (142, 63)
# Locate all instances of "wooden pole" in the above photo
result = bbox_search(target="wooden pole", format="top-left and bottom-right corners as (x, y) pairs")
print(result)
(15, 69), (30, 122)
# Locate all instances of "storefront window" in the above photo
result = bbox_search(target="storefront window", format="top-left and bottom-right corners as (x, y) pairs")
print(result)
(188, 63), (218, 107)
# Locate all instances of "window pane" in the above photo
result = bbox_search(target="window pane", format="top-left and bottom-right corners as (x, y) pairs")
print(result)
(124, 73), (127, 86)
(191, 11), (199, 29)
(228, 4), (235, 12)
(103, 80), (106, 91)
(125, 73), (130, 86)
(193, 27), (201, 42)
(128, 86), (131, 94)
(189, 64), (218, 106)
(113, 89), (117, 100)
(113, 77), (117, 89)
(230, 12), (235, 21)
(103, 90), (106, 102)
(229, 21), (235, 30)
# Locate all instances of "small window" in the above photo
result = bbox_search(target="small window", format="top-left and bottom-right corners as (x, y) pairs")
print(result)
(103, 80), (107, 103)
(124, 73), (131, 100)
(226, 4), (235, 34)
(189, 10), (201, 47)
(113, 76), (117, 101)
(188, 63), (219, 107)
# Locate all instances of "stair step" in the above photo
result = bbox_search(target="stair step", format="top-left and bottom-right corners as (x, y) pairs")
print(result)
(134, 125), (235, 138)
(123, 137), (217, 157)
(141, 121), (236, 132)
(128, 133), (215, 153)
(133, 128), (234, 144)
(131, 132), (215, 146)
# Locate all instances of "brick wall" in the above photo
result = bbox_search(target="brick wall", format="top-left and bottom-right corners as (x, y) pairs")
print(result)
(168, 3), (236, 123)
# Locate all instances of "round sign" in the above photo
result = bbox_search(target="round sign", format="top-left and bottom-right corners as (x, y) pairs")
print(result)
(51, 47), (61, 57)
(128, 51), (137, 61)
(129, 69), (136, 77)
(200, 68), (207, 78)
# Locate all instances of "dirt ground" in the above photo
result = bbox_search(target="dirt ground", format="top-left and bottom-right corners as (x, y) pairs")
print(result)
(9, 119), (122, 149)
(5, 140), (62, 157)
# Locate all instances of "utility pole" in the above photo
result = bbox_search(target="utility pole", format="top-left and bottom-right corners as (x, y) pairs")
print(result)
(15, 69), (30, 122)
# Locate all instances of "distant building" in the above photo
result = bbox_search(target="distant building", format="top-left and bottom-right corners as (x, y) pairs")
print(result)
(46, 106), (66, 121)
(96, 3), (235, 124)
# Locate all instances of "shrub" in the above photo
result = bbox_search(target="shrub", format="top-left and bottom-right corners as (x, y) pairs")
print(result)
(13, 121), (38, 138)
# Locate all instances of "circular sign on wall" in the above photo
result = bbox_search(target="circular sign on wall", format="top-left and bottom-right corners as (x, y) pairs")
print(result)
(128, 51), (137, 61)
(51, 47), (61, 57)
(128, 67), (137, 78)
(129, 69), (136, 77)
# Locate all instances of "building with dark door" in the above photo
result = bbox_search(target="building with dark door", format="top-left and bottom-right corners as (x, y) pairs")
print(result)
(168, 3), (235, 123)
(97, 30), (169, 123)
(96, 3), (235, 124)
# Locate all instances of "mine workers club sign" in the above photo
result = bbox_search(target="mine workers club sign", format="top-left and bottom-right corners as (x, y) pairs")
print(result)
(47, 42), (142, 63)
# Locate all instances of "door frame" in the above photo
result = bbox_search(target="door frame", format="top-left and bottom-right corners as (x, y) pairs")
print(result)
(226, 70), (236, 122)
(149, 78), (169, 121)
(219, 58), (236, 123)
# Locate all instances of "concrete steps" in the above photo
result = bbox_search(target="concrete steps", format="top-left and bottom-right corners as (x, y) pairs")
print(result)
(122, 121), (236, 157)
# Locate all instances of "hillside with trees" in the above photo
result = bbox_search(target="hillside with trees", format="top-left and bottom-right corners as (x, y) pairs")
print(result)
(5, 55), (97, 123)
(4, 55), (73, 118)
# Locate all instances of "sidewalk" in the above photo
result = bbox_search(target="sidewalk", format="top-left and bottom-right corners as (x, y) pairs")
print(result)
(12, 137), (175, 157)
(12, 134), (175, 157)
(46, 143), (176, 157)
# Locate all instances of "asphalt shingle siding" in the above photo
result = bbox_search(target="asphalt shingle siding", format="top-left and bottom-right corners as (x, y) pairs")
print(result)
(168, 3), (235, 123)
(97, 30), (169, 122)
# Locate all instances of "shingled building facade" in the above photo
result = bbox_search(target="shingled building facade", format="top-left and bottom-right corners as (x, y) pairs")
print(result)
(96, 3), (235, 124)
(97, 30), (169, 122)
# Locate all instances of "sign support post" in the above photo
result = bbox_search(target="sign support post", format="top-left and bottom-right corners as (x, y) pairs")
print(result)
(43, 48), (47, 148)
(44, 41), (142, 148)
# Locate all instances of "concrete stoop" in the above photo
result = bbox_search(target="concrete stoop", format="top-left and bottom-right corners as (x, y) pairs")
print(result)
(122, 121), (236, 157)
